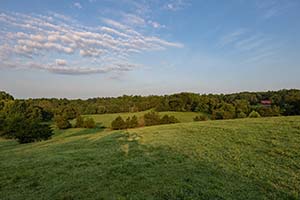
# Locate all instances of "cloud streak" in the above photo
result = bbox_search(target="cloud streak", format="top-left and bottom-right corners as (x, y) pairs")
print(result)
(219, 29), (280, 63)
(0, 11), (183, 75)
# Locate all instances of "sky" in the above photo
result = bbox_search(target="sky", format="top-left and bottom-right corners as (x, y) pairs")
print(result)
(0, 0), (300, 99)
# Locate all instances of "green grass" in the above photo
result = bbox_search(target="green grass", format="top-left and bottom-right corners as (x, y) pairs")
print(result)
(1, 116), (300, 199)
(84, 111), (200, 128)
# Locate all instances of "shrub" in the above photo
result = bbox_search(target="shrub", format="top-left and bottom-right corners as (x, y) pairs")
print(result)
(0, 114), (5, 132)
(237, 112), (247, 118)
(144, 111), (161, 126)
(3, 114), (53, 143)
(75, 115), (84, 128)
(14, 120), (53, 144)
(248, 111), (261, 118)
(126, 115), (139, 128)
(111, 116), (126, 130)
(83, 118), (96, 128)
(193, 115), (208, 121)
(55, 115), (71, 129)
(160, 115), (180, 124)
(125, 117), (131, 128)
(61, 107), (77, 120)
(111, 115), (139, 130)
(257, 106), (281, 117)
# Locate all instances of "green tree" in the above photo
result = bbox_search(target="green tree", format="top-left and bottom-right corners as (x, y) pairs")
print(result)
(130, 115), (139, 128)
(194, 114), (208, 121)
(14, 120), (53, 144)
(83, 118), (96, 128)
(111, 116), (126, 130)
(55, 115), (71, 129)
(75, 115), (84, 128)
(3, 114), (53, 143)
(61, 107), (77, 120)
(125, 117), (131, 128)
(237, 112), (247, 118)
(248, 111), (261, 118)
(0, 91), (14, 101)
(144, 111), (161, 126)
(160, 115), (180, 124)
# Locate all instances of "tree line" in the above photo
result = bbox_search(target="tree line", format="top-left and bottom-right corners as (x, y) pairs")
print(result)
(111, 112), (180, 130)
(6, 89), (298, 118)
(1, 89), (300, 143)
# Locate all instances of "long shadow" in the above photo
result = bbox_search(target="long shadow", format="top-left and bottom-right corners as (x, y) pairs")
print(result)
(0, 131), (297, 200)
(67, 123), (106, 137)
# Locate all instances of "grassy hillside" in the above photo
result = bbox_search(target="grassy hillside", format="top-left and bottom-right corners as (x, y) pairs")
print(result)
(1, 116), (300, 199)
(84, 111), (200, 128)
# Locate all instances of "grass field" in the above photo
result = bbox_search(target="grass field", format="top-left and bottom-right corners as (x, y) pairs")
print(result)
(1, 116), (300, 199)
(83, 111), (200, 128)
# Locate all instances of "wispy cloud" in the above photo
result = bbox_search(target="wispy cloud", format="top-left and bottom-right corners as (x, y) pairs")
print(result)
(0, 11), (183, 75)
(256, 0), (293, 19)
(148, 20), (166, 29)
(219, 29), (247, 47)
(219, 29), (281, 63)
(164, 0), (190, 11)
(122, 13), (145, 26)
(74, 2), (82, 9)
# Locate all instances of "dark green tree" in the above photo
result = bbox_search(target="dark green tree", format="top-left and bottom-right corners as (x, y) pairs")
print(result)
(111, 116), (126, 130)
(248, 111), (261, 118)
(55, 115), (71, 129)
(83, 118), (96, 128)
(130, 115), (139, 128)
(194, 114), (208, 121)
(144, 111), (161, 126)
(75, 115), (84, 128)
(160, 115), (180, 124)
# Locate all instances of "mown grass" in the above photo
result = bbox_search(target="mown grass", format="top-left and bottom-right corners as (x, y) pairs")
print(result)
(84, 111), (200, 128)
(0, 116), (300, 199)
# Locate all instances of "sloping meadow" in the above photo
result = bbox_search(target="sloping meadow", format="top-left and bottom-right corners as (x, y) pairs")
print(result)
(0, 116), (300, 199)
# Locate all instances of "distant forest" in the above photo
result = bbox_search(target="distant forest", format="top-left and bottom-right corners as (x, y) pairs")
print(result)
(1, 89), (300, 120)
(1, 89), (300, 143)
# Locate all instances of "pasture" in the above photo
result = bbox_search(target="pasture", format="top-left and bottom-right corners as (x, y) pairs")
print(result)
(0, 116), (300, 199)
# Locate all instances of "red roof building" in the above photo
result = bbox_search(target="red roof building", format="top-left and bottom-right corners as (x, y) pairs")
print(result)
(261, 100), (272, 106)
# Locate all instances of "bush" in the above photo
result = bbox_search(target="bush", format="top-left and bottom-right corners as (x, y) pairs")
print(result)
(61, 107), (77, 120)
(55, 115), (71, 129)
(111, 115), (140, 130)
(130, 115), (139, 128)
(237, 112), (247, 118)
(15, 120), (53, 144)
(160, 115), (180, 124)
(248, 111), (261, 118)
(0, 114), (5, 132)
(193, 115), (208, 121)
(126, 115), (139, 128)
(257, 106), (281, 117)
(111, 116), (126, 130)
(3, 114), (53, 143)
(144, 111), (161, 126)
(83, 118), (96, 128)
(75, 115), (84, 128)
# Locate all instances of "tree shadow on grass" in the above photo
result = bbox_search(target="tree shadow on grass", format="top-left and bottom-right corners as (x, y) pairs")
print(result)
(67, 123), (105, 137)
(1, 131), (298, 200)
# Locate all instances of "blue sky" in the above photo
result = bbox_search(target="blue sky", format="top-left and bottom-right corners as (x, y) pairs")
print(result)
(0, 0), (300, 98)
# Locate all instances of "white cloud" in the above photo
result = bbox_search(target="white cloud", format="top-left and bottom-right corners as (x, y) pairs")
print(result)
(256, 0), (292, 19)
(219, 29), (280, 63)
(56, 59), (67, 66)
(74, 2), (82, 9)
(148, 20), (166, 29)
(164, 0), (190, 11)
(0, 11), (183, 75)
(219, 29), (246, 47)
(123, 13), (145, 26)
